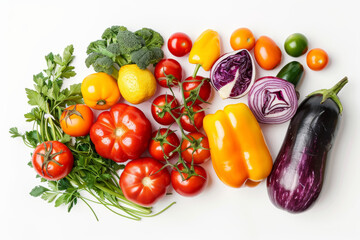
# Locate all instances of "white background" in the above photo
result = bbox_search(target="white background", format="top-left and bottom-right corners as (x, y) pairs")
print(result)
(1, 0), (360, 239)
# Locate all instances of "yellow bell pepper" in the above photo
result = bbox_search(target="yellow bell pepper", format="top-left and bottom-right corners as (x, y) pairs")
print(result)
(203, 103), (273, 188)
(189, 29), (221, 75)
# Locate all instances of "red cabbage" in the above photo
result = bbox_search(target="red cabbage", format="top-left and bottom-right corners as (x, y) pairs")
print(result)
(248, 76), (298, 124)
(210, 49), (255, 99)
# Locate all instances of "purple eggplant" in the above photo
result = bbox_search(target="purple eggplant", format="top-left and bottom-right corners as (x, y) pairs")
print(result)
(267, 77), (348, 213)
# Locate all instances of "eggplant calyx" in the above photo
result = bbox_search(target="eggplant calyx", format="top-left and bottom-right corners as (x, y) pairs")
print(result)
(306, 76), (348, 114)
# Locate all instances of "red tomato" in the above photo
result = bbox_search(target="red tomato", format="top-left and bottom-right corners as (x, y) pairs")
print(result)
(60, 104), (94, 137)
(149, 128), (180, 162)
(183, 76), (211, 105)
(151, 94), (180, 125)
(168, 32), (192, 57)
(180, 105), (205, 132)
(154, 59), (183, 88)
(181, 132), (210, 164)
(120, 158), (171, 206)
(90, 103), (152, 163)
(32, 141), (74, 181)
(171, 164), (207, 197)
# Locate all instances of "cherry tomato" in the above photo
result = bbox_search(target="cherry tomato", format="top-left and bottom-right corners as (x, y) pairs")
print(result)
(180, 105), (205, 132)
(168, 32), (192, 57)
(154, 59), (183, 88)
(120, 158), (171, 207)
(254, 36), (282, 70)
(306, 48), (329, 71)
(183, 76), (211, 105)
(32, 141), (74, 181)
(149, 128), (180, 162)
(181, 132), (210, 164)
(151, 94), (180, 125)
(230, 28), (256, 51)
(284, 33), (308, 57)
(60, 104), (94, 137)
(171, 164), (207, 197)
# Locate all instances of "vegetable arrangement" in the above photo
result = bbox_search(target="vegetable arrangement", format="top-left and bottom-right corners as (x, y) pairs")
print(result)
(11, 24), (347, 219)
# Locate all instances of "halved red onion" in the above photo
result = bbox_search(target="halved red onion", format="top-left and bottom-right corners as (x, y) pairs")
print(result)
(210, 49), (255, 99)
(248, 76), (298, 124)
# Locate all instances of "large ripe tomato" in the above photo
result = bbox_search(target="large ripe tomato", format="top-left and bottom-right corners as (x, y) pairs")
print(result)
(90, 103), (152, 163)
(32, 141), (74, 181)
(306, 48), (329, 71)
(181, 132), (210, 164)
(60, 104), (94, 137)
(180, 105), (205, 132)
(154, 59), (183, 88)
(171, 164), (207, 197)
(167, 32), (192, 57)
(120, 158), (171, 206)
(254, 36), (282, 70)
(230, 28), (256, 51)
(151, 94), (180, 125)
(149, 128), (180, 162)
(183, 76), (211, 105)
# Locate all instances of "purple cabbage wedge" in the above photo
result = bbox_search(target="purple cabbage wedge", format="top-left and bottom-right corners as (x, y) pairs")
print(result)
(248, 76), (298, 124)
(210, 49), (255, 99)
(267, 77), (348, 213)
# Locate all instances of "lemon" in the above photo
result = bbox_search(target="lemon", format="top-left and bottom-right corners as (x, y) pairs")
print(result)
(117, 64), (157, 104)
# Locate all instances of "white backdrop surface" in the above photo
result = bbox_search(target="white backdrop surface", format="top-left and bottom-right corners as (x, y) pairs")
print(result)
(1, 0), (360, 239)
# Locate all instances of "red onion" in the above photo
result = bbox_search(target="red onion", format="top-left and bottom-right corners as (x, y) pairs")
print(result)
(248, 76), (298, 124)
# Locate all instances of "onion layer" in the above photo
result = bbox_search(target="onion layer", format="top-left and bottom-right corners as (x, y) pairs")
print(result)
(248, 76), (298, 124)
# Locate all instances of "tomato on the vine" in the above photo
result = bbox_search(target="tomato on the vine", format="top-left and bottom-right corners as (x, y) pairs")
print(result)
(151, 94), (180, 125)
(180, 105), (205, 132)
(60, 104), (94, 137)
(120, 158), (171, 206)
(183, 76), (211, 105)
(32, 141), (74, 181)
(154, 59), (183, 88)
(149, 128), (180, 162)
(171, 163), (207, 197)
(168, 32), (192, 57)
(181, 132), (210, 164)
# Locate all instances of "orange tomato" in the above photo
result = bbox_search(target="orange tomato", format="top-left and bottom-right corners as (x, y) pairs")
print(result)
(306, 48), (328, 71)
(230, 28), (255, 51)
(60, 104), (94, 137)
(81, 72), (121, 110)
(254, 36), (282, 70)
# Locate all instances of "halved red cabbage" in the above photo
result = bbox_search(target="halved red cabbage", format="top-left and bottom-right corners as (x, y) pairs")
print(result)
(210, 49), (255, 99)
(248, 76), (298, 124)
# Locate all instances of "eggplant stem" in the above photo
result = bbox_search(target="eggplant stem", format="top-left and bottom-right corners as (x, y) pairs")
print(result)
(306, 77), (348, 114)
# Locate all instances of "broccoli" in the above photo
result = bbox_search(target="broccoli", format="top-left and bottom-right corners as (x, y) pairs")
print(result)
(85, 26), (165, 73)
(116, 30), (144, 54)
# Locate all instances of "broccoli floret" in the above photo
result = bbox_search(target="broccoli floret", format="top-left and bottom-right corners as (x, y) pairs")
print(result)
(93, 56), (114, 75)
(149, 47), (164, 64)
(85, 52), (102, 68)
(135, 28), (164, 48)
(130, 48), (154, 70)
(107, 43), (121, 55)
(116, 30), (144, 55)
(102, 26), (127, 44)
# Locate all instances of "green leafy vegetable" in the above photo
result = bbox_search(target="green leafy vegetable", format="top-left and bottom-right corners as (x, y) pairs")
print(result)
(11, 45), (174, 221)
(85, 26), (164, 78)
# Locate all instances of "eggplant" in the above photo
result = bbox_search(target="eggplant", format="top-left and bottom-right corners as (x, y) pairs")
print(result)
(267, 77), (348, 213)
